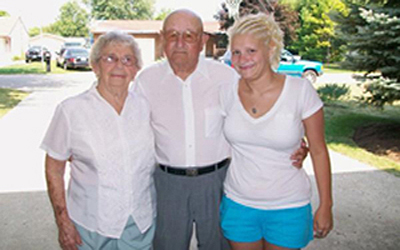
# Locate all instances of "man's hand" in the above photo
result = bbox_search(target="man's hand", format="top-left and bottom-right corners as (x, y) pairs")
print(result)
(290, 139), (309, 168)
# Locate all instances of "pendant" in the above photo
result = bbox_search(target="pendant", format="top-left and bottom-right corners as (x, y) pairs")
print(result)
(251, 107), (257, 114)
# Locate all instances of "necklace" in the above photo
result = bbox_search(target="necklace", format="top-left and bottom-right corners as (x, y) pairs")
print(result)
(250, 96), (264, 114)
(246, 87), (269, 114)
(243, 74), (282, 115)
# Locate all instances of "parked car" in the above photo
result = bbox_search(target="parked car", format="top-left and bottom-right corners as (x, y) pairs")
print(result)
(56, 47), (90, 70)
(57, 41), (88, 59)
(25, 46), (49, 63)
(219, 49), (323, 84)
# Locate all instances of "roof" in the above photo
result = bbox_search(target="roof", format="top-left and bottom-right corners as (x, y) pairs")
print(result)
(0, 16), (28, 37)
(30, 33), (65, 42)
(90, 20), (222, 34)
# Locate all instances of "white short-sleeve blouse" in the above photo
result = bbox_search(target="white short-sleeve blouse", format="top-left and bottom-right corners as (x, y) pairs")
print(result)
(41, 83), (156, 238)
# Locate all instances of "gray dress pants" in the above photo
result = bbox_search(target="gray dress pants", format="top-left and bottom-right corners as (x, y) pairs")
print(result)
(153, 162), (230, 250)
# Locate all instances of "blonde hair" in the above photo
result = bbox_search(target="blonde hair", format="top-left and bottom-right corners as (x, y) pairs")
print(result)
(228, 13), (284, 69)
(90, 31), (143, 69)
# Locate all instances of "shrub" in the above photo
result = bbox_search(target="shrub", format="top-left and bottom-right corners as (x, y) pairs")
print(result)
(359, 77), (400, 108)
(317, 83), (350, 102)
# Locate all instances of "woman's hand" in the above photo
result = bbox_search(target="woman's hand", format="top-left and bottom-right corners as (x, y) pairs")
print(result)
(57, 218), (82, 250)
(314, 205), (333, 238)
(45, 154), (82, 250)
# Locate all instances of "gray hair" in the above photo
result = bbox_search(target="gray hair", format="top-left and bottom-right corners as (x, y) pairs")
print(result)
(228, 13), (284, 70)
(90, 31), (143, 69)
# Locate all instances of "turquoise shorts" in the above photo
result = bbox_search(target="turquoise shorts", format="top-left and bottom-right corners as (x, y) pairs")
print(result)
(220, 196), (313, 249)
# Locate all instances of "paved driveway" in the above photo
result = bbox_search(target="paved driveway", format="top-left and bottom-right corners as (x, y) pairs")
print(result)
(0, 73), (95, 192)
(0, 73), (399, 250)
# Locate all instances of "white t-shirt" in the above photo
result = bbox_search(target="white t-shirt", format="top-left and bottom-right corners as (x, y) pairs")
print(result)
(221, 76), (323, 210)
(133, 56), (240, 167)
(41, 83), (156, 238)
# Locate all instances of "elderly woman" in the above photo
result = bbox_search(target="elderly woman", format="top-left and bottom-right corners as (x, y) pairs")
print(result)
(219, 14), (333, 250)
(41, 31), (155, 250)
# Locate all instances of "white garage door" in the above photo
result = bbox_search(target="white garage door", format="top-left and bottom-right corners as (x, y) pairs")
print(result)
(135, 38), (155, 67)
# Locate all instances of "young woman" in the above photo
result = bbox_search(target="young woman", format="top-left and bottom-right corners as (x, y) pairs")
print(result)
(220, 13), (333, 250)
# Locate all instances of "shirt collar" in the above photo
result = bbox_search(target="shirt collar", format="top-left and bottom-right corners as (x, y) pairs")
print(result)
(163, 55), (210, 82)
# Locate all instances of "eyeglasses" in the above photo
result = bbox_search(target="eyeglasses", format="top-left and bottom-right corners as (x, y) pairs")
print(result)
(163, 30), (201, 43)
(100, 54), (136, 67)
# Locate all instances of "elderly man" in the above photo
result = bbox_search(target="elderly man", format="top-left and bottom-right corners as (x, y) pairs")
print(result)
(134, 9), (305, 250)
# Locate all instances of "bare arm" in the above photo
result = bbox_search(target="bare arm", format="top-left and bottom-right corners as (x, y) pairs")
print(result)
(303, 109), (333, 238)
(45, 154), (82, 250)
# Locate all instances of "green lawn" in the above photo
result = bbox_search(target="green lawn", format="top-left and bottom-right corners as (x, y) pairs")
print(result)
(323, 100), (400, 177)
(0, 61), (90, 74)
(323, 63), (365, 74)
(0, 88), (30, 118)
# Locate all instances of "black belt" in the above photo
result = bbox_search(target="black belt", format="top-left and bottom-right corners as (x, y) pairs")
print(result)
(158, 158), (230, 177)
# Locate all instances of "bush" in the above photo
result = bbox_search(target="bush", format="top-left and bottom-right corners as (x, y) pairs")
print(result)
(317, 84), (350, 102)
(359, 77), (400, 108)
(12, 55), (24, 61)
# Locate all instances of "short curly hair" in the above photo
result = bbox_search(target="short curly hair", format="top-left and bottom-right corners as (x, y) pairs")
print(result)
(90, 31), (143, 69)
(228, 13), (284, 69)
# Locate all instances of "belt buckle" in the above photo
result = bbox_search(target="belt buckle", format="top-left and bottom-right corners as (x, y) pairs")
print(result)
(186, 168), (198, 177)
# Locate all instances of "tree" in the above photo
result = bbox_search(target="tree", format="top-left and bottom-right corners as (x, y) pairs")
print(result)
(49, 1), (89, 37)
(214, 0), (300, 48)
(0, 10), (9, 16)
(333, 0), (400, 107)
(84, 0), (154, 20)
(290, 0), (347, 62)
(28, 27), (41, 37)
(154, 8), (172, 21)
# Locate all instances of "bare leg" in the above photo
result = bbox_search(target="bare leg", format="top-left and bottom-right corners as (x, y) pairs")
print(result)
(263, 239), (300, 250)
(229, 239), (263, 250)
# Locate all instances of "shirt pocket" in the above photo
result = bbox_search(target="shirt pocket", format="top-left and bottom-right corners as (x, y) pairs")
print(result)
(205, 107), (224, 138)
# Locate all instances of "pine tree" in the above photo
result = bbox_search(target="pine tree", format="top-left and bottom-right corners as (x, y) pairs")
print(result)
(334, 0), (400, 107)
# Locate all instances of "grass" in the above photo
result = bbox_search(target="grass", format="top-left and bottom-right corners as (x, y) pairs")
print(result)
(323, 100), (400, 177)
(0, 88), (30, 118)
(323, 63), (365, 74)
(0, 61), (90, 74)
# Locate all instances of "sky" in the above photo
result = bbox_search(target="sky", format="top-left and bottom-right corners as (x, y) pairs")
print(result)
(0, 0), (226, 29)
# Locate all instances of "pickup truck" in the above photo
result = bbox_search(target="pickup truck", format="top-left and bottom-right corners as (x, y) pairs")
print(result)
(219, 49), (323, 84)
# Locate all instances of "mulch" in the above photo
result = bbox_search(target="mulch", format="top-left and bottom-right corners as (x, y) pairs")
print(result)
(353, 123), (400, 162)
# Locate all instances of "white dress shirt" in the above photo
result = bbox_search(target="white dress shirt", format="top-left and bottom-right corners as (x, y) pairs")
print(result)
(134, 57), (239, 167)
(41, 83), (156, 238)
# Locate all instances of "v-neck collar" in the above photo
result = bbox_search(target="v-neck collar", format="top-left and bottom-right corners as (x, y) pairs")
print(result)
(235, 76), (288, 124)
(92, 82), (129, 117)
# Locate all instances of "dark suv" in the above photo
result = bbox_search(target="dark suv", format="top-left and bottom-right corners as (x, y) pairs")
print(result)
(25, 46), (49, 63)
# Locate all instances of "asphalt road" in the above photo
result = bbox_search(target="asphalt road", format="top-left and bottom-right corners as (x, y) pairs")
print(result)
(0, 72), (399, 250)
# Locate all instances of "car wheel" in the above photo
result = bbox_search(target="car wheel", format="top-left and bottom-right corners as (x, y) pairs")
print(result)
(302, 70), (318, 84)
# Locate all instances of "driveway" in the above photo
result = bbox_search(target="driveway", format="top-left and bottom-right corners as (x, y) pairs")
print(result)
(0, 73), (399, 250)
(0, 73), (95, 192)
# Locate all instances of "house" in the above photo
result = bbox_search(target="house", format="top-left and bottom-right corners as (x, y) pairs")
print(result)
(29, 33), (65, 58)
(0, 16), (29, 63)
(90, 20), (225, 66)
